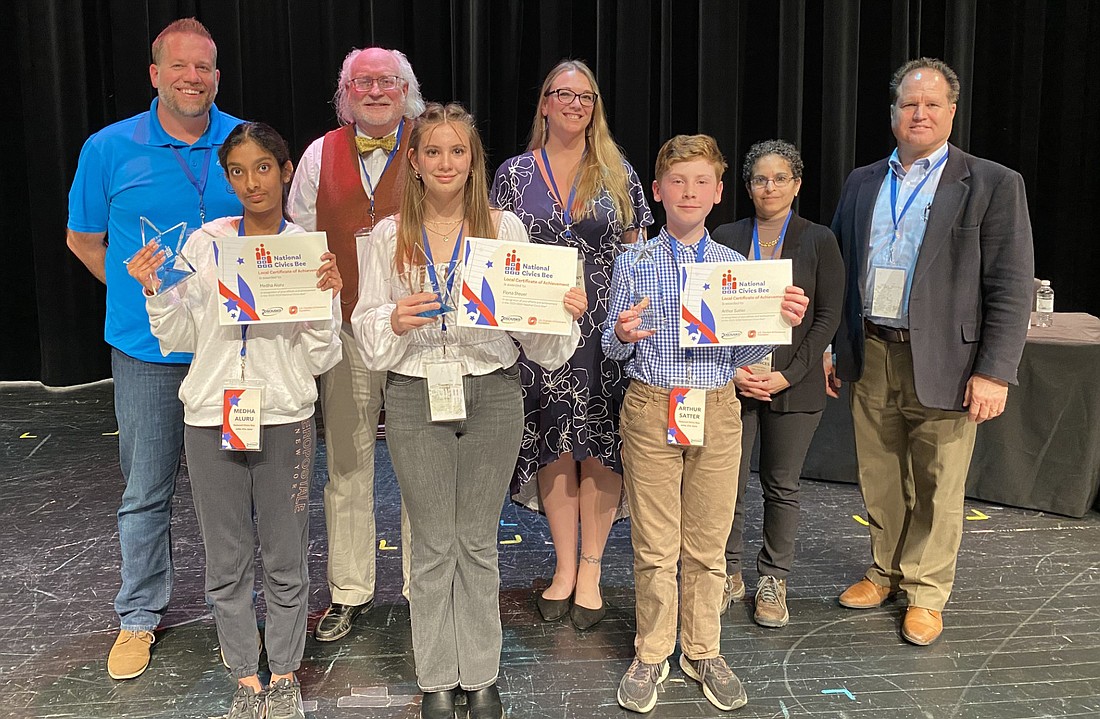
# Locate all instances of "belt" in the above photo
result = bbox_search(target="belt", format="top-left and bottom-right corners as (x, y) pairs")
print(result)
(864, 320), (910, 343)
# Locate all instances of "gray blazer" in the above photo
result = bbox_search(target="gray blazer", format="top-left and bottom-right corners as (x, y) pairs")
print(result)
(831, 143), (1035, 411)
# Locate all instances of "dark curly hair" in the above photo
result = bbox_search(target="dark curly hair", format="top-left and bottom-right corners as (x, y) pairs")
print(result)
(741, 139), (804, 183)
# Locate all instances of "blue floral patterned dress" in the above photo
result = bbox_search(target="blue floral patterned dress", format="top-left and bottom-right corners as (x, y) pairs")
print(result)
(491, 152), (653, 515)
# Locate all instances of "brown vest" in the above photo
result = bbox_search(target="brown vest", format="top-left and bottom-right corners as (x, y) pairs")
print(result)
(316, 122), (408, 320)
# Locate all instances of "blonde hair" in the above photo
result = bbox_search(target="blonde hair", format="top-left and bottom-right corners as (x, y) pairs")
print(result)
(654, 134), (728, 182)
(527, 60), (635, 227)
(152, 18), (216, 66)
(395, 103), (494, 273)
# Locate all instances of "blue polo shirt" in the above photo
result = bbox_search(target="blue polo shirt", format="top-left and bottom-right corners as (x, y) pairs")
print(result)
(67, 99), (243, 363)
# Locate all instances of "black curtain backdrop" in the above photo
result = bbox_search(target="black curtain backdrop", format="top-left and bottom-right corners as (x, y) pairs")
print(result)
(6, 0), (1099, 385)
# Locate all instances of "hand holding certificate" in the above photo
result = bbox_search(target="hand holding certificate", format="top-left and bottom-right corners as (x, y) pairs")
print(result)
(214, 232), (333, 325)
(458, 237), (580, 335)
(680, 259), (795, 346)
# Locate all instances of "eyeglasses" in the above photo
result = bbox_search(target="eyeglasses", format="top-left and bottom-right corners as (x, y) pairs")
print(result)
(544, 89), (598, 107)
(350, 75), (401, 92)
(749, 174), (795, 189)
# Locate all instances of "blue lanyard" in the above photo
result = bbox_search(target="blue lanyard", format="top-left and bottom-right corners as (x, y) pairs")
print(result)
(890, 150), (948, 240)
(358, 120), (405, 222)
(751, 210), (793, 260)
(170, 147), (212, 223)
(420, 225), (464, 331)
(541, 148), (582, 238)
(670, 230), (708, 362)
(237, 217), (288, 369)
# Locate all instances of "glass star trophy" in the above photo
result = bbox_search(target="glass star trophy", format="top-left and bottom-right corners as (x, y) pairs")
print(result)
(624, 236), (665, 331)
(125, 217), (196, 292)
(390, 262), (462, 319)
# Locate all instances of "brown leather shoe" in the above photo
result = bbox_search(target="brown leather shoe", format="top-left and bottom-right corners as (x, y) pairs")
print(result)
(107, 629), (155, 680)
(838, 578), (894, 609)
(902, 607), (943, 645)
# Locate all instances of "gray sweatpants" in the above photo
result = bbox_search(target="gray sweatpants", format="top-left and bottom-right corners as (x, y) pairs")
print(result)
(185, 418), (314, 679)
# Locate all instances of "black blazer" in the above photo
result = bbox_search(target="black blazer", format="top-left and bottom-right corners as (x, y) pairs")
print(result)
(712, 213), (844, 413)
(830, 144), (1034, 410)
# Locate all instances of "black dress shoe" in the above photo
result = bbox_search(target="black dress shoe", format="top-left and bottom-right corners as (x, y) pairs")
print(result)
(421, 689), (457, 719)
(314, 599), (373, 642)
(570, 599), (607, 630)
(536, 591), (572, 622)
(466, 683), (504, 719)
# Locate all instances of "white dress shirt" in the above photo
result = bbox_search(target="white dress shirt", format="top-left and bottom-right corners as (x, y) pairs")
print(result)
(351, 211), (581, 378)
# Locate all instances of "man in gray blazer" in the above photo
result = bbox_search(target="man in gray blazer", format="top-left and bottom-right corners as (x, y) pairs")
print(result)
(827, 58), (1034, 645)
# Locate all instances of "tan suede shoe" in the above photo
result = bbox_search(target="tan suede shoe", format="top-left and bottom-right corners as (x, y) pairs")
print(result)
(838, 578), (894, 609)
(902, 607), (943, 645)
(107, 629), (155, 679)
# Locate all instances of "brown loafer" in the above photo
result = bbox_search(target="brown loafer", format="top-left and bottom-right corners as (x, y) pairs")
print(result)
(838, 578), (894, 609)
(902, 607), (943, 645)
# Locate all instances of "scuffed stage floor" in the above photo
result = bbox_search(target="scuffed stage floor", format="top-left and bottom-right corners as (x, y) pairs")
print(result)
(2, 382), (1099, 718)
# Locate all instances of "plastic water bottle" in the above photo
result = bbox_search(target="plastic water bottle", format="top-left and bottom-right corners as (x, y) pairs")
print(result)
(1035, 280), (1054, 327)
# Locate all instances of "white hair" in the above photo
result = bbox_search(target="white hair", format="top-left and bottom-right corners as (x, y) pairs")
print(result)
(333, 47), (425, 125)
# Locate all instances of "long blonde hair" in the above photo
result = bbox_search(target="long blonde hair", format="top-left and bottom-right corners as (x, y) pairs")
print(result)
(527, 60), (635, 227)
(396, 103), (494, 273)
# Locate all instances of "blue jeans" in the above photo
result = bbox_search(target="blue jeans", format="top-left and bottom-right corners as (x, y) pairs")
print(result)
(384, 365), (523, 692)
(111, 349), (188, 631)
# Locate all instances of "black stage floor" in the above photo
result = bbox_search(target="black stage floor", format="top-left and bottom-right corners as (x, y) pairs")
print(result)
(3, 382), (1099, 718)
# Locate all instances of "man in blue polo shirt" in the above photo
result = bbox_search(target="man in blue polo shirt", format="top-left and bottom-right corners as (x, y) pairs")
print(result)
(66, 17), (242, 680)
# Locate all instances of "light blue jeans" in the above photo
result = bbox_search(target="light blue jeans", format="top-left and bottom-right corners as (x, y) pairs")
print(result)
(383, 365), (523, 692)
(111, 349), (188, 631)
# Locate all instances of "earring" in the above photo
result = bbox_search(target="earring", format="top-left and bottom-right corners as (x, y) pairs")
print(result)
(414, 171), (422, 181)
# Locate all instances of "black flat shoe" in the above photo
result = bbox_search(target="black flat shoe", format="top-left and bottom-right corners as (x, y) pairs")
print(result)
(536, 591), (572, 622)
(570, 600), (607, 630)
(314, 599), (373, 642)
(421, 689), (457, 719)
(466, 683), (504, 719)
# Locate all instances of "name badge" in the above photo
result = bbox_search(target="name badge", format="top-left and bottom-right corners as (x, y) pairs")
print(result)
(576, 258), (586, 289)
(871, 266), (907, 320)
(668, 387), (706, 446)
(222, 381), (265, 451)
(742, 352), (773, 376)
(426, 361), (466, 422)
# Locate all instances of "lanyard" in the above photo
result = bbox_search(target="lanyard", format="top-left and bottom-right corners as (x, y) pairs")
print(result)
(890, 150), (948, 241)
(541, 148), (583, 238)
(421, 224), (464, 333)
(752, 210), (793, 260)
(670, 230), (708, 366)
(170, 147), (212, 224)
(237, 217), (287, 375)
(358, 120), (405, 223)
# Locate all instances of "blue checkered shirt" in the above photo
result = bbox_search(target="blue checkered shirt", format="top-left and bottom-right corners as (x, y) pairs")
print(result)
(602, 227), (772, 389)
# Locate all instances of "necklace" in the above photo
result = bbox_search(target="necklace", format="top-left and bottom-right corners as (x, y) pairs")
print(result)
(423, 217), (464, 241)
(757, 236), (781, 248)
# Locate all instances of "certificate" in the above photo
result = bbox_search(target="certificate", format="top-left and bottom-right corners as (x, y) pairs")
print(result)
(458, 237), (578, 336)
(680, 259), (793, 347)
(214, 232), (332, 325)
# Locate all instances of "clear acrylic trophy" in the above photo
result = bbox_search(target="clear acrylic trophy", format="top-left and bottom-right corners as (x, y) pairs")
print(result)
(389, 262), (462, 319)
(625, 237), (665, 331)
(125, 217), (196, 292)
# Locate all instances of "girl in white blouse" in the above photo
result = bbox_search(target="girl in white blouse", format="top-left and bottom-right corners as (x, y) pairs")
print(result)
(351, 103), (585, 719)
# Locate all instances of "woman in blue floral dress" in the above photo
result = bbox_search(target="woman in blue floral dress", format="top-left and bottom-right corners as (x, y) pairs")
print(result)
(491, 60), (653, 629)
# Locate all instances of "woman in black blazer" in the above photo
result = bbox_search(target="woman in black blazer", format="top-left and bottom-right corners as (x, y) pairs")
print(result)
(711, 140), (844, 628)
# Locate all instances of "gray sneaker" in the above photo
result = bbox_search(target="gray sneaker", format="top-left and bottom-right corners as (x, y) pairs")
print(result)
(754, 575), (789, 628)
(719, 572), (746, 615)
(679, 654), (748, 711)
(226, 684), (265, 719)
(266, 677), (305, 719)
(616, 657), (669, 713)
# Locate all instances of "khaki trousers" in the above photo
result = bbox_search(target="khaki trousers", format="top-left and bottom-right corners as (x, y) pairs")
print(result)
(320, 327), (411, 604)
(621, 380), (742, 664)
(850, 336), (977, 611)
